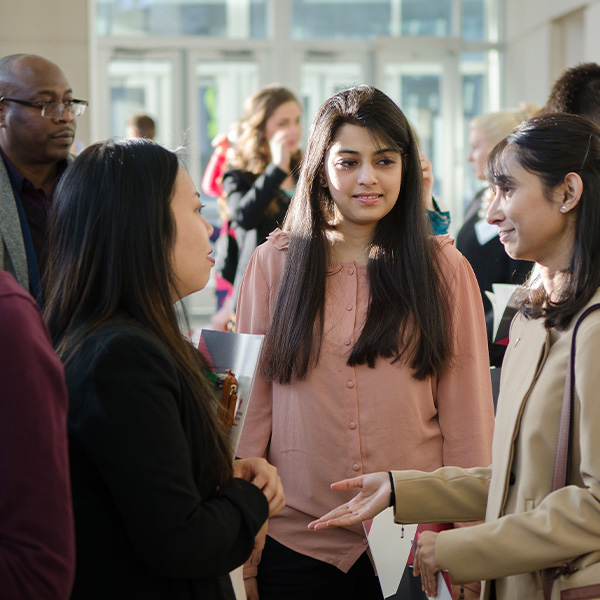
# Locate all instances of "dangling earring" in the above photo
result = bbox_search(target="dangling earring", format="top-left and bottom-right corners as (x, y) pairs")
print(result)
(320, 178), (327, 187)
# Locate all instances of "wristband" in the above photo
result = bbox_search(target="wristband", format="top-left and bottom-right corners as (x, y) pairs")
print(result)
(388, 471), (396, 507)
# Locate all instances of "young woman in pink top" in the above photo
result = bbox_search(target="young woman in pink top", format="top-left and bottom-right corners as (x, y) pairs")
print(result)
(236, 86), (495, 600)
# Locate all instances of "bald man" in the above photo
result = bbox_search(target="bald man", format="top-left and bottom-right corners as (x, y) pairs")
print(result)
(0, 54), (87, 301)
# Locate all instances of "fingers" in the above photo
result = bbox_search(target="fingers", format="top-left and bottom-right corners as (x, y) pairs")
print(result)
(330, 476), (365, 491)
(421, 568), (438, 598)
(233, 458), (285, 516)
(250, 461), (284, 517)
(265, 476), (285, 517)
(414, 532), (440, 597)
(307, 503), (354, 530)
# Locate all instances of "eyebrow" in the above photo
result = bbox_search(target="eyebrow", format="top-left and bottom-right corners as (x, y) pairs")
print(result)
(335, 147), (398, 155)
(36, 88), (73, 97)
(491, 173), (516, 186)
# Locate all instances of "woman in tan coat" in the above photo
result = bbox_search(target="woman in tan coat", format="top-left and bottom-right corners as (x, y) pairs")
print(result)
(309, 113), (600, 600)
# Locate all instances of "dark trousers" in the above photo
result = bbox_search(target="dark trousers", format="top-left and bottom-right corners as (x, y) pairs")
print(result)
(257, 536), (385, 600)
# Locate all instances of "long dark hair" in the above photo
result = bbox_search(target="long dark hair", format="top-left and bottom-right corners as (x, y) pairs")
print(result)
(263, 86), (452, 383)
(44, 138), (233, 490)
(486, 113), (600, 329)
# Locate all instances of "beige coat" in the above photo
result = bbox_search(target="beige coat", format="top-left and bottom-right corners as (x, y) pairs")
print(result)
(392, 290), (600, 599)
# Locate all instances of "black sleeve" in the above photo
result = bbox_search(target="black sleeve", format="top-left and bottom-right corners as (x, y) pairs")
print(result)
(222, 164), (288, 231)
(506, 257), (535, 285)
(72, 331), (268, 579)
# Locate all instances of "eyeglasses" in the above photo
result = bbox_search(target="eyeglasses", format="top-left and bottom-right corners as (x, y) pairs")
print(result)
(0, 97), (88, 118)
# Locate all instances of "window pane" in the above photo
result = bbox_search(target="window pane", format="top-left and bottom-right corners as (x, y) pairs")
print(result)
(300, 62), (363, 136)
(292, 0), (391, 39)
(291, 0), (494, 40)
(462, 0), (485, 41)
(96, 0), (268, 38)
(400, 0), (452, 36)
(461, 52), (487, 210)
(195, 60), (259, 220)
(384, 65), (443, 197)
(108, 58), (174, 144)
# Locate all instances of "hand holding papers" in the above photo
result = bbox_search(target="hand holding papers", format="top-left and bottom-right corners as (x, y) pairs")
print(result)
(429, 572), (453, 600)
(198, 330), (278, 600)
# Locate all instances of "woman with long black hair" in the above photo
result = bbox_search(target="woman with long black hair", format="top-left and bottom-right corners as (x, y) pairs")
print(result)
(44, 138), (284, 600)
(235, 86), (494, 600)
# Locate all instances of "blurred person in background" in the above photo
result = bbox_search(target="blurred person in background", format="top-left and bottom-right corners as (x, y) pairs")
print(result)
(221, 84), (302, 308)
(126, 112), (156, 140)
(456, 104), (537, 365)
(0, 53), (87, 302)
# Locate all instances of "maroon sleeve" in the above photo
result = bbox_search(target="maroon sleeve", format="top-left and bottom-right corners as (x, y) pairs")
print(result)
(0, 274), (75, 599)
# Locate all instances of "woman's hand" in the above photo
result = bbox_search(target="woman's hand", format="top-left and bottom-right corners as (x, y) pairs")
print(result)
(234, 458), (285, 516)
(269, 129), (292, 174)
(307, 472), (391, 530)
(413, 531), (441, 598)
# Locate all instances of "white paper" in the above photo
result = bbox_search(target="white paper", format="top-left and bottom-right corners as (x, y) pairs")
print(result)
(485, 283), (518, 341)
(230, 566), (246, 600)
(474, 218), (499, 245)
(364, 508), (417, 597)
(198, 329), (264, 454)
(200, 331), (264, 598)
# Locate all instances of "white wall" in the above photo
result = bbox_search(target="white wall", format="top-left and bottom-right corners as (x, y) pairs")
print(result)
(503, 0), (600, 109)
(0, 0), (91, 145)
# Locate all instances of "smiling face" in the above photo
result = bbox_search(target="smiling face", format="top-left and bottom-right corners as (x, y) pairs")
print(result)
(467, 126), (494, 181)
(0, 55), (77, 167)
(170, 167), (215, 298)
(324, 123), (402, 237)
(263, 100), (302, 153)
(486, 151), (577, 270)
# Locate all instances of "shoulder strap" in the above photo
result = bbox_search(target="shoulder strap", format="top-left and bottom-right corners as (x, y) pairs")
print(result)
(551, 303), (600, 491)
(544, 303), (600, 600)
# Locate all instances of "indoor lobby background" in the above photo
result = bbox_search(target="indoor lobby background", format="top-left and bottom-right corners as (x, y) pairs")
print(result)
(1, 0), (598, 324)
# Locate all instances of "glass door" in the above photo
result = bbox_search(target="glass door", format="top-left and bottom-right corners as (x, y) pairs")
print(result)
(92, 48), (184, 148)
(376, 38), (491, 229)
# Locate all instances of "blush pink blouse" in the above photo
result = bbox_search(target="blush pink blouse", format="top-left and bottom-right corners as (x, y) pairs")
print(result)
(236, 229), (494, 573)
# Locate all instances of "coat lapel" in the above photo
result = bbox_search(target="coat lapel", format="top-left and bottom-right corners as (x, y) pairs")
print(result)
(486, 316), (549, 520)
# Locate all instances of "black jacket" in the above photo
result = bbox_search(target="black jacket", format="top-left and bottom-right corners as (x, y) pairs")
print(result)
(65, 320), (268, 599)
(222, 161), (299, 296)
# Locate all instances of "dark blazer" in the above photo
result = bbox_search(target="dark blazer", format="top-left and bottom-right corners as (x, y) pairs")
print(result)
(65, 320), (268, 600)
(222, 161), (299, 298)
(456, 191), (533, 340)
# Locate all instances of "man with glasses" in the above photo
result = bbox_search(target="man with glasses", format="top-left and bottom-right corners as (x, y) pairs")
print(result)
(0, 53), (87, 303)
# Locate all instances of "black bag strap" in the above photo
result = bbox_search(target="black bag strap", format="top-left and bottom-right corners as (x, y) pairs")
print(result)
(543, 303), (600, 600)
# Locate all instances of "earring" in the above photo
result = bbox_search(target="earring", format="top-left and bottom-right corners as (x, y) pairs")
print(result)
(560, 205), (567, 212)
(320, 178), (327, 187)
